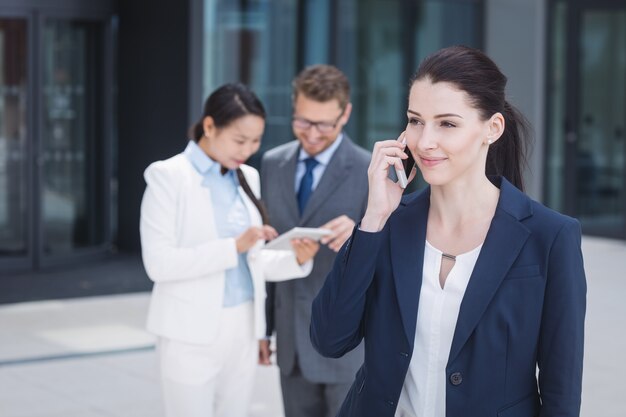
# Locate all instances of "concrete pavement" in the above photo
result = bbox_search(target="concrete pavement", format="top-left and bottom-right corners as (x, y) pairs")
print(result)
(0, 294), (284, 416)
(0, 235), (624, 417)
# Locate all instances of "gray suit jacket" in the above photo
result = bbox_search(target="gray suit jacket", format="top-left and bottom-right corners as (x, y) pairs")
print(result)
(261, 135), (371, 384)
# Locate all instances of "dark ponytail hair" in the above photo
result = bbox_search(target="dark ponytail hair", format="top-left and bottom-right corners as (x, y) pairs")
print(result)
(411, 46), (531, 191)
(189, 82), (266, 141)
(189, 83), (269, 223)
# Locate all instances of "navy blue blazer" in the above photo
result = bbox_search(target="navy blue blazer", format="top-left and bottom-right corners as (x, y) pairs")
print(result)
(311, 177), (586, 417)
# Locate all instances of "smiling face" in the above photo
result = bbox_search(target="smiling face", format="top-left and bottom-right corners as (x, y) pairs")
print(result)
(405, 79), (503, 188)
(292, 94), (352, 157)
(199, 114), (265, 170)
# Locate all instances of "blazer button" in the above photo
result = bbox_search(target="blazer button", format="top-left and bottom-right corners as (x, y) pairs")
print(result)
(399, 352), (409, 358)
(386, 400), (395, 407)
(449, 372), (463, 386)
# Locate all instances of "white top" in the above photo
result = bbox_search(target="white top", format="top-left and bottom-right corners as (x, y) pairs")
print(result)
(141, 155), (313, 345)
(395, 241), (482, 417)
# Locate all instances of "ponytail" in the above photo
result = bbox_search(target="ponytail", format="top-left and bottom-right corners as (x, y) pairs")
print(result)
(486, 101), (531, 191)
(189, 122), (204, 142)
(236, 168), (269, 225)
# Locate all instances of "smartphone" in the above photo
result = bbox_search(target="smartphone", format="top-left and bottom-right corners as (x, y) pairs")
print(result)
(392, 136), (415, 188)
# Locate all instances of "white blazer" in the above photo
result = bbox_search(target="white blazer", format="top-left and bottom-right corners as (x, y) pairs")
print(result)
(140, 153), (312, 345)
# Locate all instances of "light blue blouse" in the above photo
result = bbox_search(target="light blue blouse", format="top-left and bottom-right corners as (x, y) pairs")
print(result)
(184, 141), (254, 307)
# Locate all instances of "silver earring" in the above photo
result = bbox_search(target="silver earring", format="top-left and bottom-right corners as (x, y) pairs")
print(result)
(487, 139), (493, 145)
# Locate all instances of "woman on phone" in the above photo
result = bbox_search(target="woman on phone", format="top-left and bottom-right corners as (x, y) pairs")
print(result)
(140, 83), (318, 417)
(311, 46), (586, 417)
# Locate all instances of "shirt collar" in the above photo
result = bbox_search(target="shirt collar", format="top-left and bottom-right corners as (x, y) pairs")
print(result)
(184, 140), (216, 174)
(298, 132), (344, 165)
(184, 140), (236, 180)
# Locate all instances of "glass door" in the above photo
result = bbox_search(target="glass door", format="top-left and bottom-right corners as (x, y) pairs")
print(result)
(0, 10), (112, 273)
(40, 18), (107, 260)
(0, 17), (30, 269)
(576, 7), (625, 236)
(546, 0), (626, 238)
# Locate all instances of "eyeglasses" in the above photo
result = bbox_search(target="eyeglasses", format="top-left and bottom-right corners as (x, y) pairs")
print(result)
(292, 109), (345, 134)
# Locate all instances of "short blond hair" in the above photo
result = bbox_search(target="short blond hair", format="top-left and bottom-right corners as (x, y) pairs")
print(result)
(292, 64), (350, 110)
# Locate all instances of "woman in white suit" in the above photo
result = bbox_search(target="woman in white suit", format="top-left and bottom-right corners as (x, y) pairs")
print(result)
(140, 83), (319, 417)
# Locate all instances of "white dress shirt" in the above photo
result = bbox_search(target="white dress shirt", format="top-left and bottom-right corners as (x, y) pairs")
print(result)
(294, 133), (344, 192)
(396, 241), (482, 417)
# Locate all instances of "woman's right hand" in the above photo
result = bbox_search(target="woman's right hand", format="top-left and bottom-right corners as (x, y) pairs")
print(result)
(361, 133), (416, 232)
(236, 225), (278, 253)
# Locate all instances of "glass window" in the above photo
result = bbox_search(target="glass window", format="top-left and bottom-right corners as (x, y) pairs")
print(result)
(576, 9), (625, 232)
(335, 0), (482, 190)
(0, 19), (28, 257)
(41, 19), (105, 254)
(546, 1), (626, 237)
(545, 1), (568, 212)
(413, 1), (483, 63)
(335, 0), (483, 152)
(203, 0), (298, 164)
(201, 0), (482, 170)
(335, 0), (405, 147)
(302, 0), (331, 65)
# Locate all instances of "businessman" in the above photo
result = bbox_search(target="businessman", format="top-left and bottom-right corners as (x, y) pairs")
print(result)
(260, 64), (371, 417)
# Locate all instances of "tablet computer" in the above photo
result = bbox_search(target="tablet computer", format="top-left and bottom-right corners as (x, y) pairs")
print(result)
(264, 227), (332, 251)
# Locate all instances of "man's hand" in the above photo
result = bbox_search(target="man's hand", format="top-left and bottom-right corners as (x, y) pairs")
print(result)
(319, 215), (356, 252)
(259, 339), (273, 365)
(290, 239), (320, 264)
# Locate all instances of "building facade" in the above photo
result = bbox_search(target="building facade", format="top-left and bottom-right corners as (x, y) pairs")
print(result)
(0, 0), (624, 302)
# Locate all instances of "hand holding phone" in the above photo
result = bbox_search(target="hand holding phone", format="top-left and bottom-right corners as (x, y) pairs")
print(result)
(392, 135), (415, 188)
(362, 135), (413, 232)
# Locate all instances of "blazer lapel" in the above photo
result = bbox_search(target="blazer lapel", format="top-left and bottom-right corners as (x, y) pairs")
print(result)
(276, 143), (300, 224)
(448, 179), (533, 363)
(390, 189), (430, 346)
(300, 137), (353, 224)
